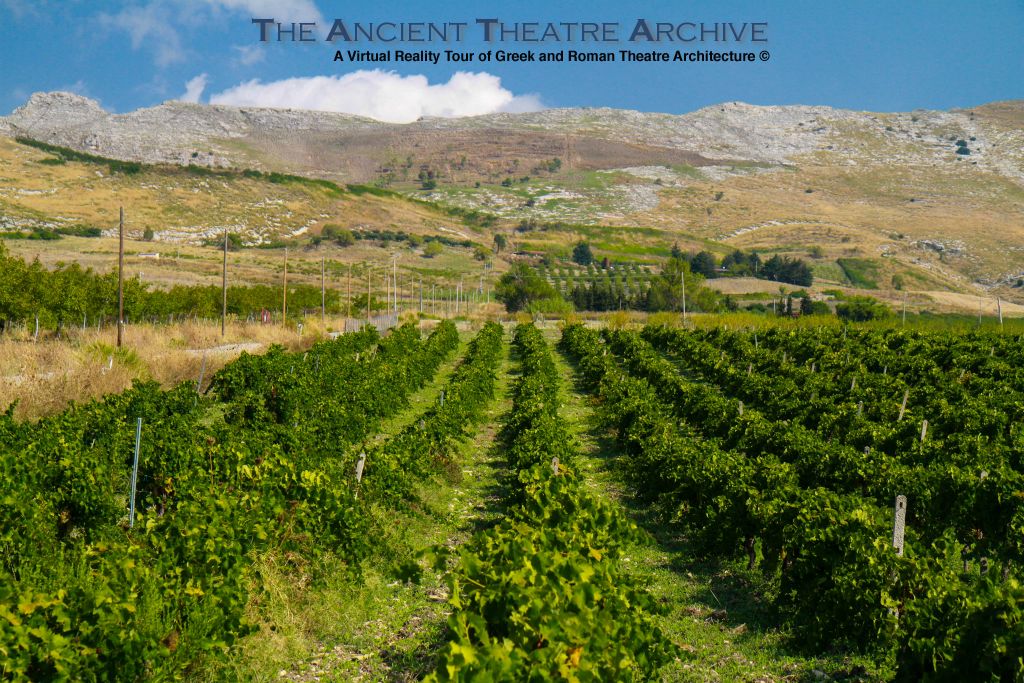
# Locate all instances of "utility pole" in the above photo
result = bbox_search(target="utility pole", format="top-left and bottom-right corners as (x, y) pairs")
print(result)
(117, 207), (125, 347)
(221, 228), (228, 337)
(347, 263), (352, 319)
(902, 292), (908, 326)
(366, 264), (371, 320)
(282, 247), (288, 325)
(681, 268), (687, 323)
(321, 255), (326, 326)
(392, 257), (398, 316)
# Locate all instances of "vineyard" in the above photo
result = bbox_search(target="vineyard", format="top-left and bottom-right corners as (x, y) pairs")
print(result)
(1, 319), (1022, 680)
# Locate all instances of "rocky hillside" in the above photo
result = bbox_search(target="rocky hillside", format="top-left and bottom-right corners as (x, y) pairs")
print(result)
(3, 93), (1022, 183)
(2, 93), (1022, 304)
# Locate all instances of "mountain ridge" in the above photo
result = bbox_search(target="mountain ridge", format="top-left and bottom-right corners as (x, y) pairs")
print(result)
(6, 92), (1020, 178)
(1, 92), (1021, 305)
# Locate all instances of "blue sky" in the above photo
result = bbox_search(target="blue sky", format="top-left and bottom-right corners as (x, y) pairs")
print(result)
(1, 0), (1021, 120)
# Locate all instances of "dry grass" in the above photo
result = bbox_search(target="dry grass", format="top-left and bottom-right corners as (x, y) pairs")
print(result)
(0, 306), (511, 420)
(0, 137), (456, 248)
(705, 277), (802, 295)
(0, 319), (319, 420)
(921, 290), (1024, 316)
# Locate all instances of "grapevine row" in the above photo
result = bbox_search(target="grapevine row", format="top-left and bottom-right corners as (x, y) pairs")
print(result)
(643, 325), (1023, 455)
(427, 324), (678, 680)
(0, 322), (458, 680)
(604, 328), (1024, 564)
(357, 321), (504, 503)
(560, 323), (1024, 679)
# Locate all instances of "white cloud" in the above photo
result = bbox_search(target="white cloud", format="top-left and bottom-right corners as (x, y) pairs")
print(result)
(180, 74), (209, 102)
(1, 0), (30, 18)
(209, 71), (544, 123)
(99, 3), (185, 67)
(232, 44), (265, 66)
(201, 0), (322, 25)
(62, 80), (93, 98)
(98, 1), (321, 68)
(135, 74), (171, 99)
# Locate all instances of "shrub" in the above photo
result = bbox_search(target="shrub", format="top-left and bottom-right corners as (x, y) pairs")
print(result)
(836, 296), (892, 321)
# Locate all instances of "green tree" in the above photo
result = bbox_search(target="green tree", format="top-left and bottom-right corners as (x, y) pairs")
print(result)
(527, 296), (574, 316)
(423, 241), (443, 258)
(494, 263), (562, 312)
(321, 224), (354, 246)
(493, 234), (507, 254)
(803, 299), (831, 316)
(722, 250), (746, 275)
(0, 246), (33, 330)
(762, 255), (813, 287)
(335, 229), (355, 247)
(690, 251), (718, 278)
(572, 242), (594, 266)
(646, 258), (711, 312)
(350, 293), (384, 315)
(836, 296), (891, 322)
